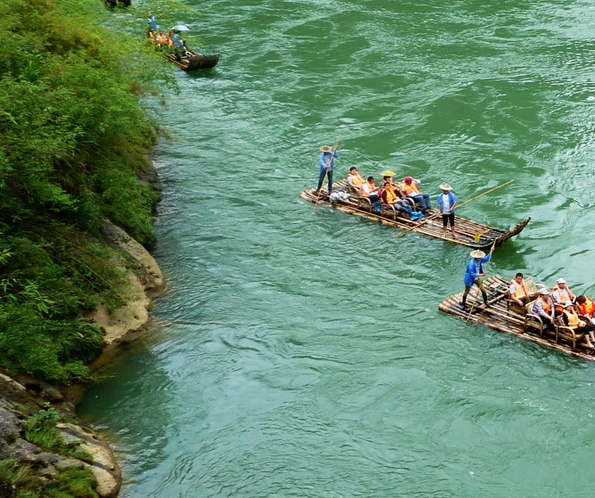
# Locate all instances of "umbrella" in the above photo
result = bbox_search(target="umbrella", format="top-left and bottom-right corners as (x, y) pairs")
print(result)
(380, 169), (396, 176)
(170, 24), (190, 32)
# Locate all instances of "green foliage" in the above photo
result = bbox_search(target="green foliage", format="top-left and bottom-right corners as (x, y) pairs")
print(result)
(0, 0), (165, 383)
(24, 405), (94, 465)
(51, 468), (98, 498)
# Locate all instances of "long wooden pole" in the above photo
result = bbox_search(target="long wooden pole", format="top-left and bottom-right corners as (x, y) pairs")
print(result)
(456, 179), (515, 210)
(313, 135), (341, 213)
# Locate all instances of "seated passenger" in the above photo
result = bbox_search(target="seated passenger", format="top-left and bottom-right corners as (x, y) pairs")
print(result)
(576, 295), (595, 324)
(346, 167), (365, 189)
(360, 176), (381, 213)
(532, 288), (555, 328)
(552, 278), (575, 316)
(381, 187), (422, 220)
(399, 176), (431, 212)
(560, 302), (595, 348)
(156, 31), (168, 50)
(508, 272), (534, 307)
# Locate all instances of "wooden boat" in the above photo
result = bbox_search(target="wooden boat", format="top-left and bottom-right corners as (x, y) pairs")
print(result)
(438, 275), (595, 361)
(300, 180), (530, 249)
(164, 49), (220, 71)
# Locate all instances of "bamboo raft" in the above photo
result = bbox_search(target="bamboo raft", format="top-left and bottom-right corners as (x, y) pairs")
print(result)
(164, 49), (220, 71)
(438, 275), (595, 361)
(300, 180), (530, 249)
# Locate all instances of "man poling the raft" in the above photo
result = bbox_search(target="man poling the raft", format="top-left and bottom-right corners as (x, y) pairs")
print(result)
(461, 243), (496, 310)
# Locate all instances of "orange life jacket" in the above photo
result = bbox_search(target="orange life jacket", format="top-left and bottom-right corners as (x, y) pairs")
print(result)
(577, 297), (595, 318)
(360, 182), (376, 197)
(562, 308), (585, 328)
(552, 285), (574, 310)
(541, 298), (552, 314)
(402, 183), (420, 196)
(384, 188), (398, 204)
(347, 172), (364, 187)
(510, 279), (529, 299)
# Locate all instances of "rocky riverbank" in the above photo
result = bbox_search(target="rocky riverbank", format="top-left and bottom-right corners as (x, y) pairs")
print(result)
(0, 220), (165, 498)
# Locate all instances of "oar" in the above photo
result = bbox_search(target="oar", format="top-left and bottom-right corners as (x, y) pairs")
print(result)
(465, 242), (496, 324)
(313, 135), (341, 213)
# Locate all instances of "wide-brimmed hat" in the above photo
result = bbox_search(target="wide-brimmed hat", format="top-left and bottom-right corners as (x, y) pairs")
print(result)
(556, 278), (566, 284)
(470, 250), (485, 258)
(381, 169), (396, 177)
(439, 183), (453, 191)
(539, 288), (550, 295)
(320, 145), (332, 153)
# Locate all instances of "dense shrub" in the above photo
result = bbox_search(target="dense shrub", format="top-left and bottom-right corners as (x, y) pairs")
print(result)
(0, 0), (166, 383)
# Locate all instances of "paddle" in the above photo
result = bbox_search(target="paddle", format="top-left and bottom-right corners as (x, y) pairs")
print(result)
(398, 178), (515, 236)
(465, 242), (496, 324)
(313, 135), (341, 212)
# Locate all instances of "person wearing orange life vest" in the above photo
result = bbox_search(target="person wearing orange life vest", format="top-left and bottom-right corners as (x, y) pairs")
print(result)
(399, 176), (431, 212)
(346, 167), (365, 189)
(508, 272), (533, 307)
(552, 278), (575, 316)
(560, 302), (595, 348)
(532, 288), (555, 328)
(576, 295), (595, 324)
(381, 185), (423, 220)
(360, 176), (382, 213)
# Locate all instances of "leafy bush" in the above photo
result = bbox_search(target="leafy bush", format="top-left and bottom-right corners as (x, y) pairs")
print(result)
(0, 0), (165, 382)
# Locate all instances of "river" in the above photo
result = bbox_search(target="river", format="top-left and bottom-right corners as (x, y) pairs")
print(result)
(78, 0), (595, 496)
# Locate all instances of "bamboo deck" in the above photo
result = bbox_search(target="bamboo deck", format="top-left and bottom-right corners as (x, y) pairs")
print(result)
(438, 275), (595, 361)
(300, 180), (530, 249)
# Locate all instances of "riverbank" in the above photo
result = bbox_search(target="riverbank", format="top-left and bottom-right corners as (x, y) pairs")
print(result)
(0, 220), (165, 498)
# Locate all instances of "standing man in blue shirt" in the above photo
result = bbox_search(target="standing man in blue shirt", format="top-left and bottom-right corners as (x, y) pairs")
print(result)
(437, 183), (457, 239)
(315, 145), (339, 195)
(461, 244), (495, 309)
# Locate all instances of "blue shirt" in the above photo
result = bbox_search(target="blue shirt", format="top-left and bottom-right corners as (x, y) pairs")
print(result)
(437, 192), (458, 214)
(147, 16), (158, 30)
(172, 33), (183, 48)
(319, 151), (339, 173)
(533, 298), (553, 318)
(464, 254), (491, 287)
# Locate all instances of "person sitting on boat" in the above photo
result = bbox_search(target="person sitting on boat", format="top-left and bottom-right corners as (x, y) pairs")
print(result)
(576, 295), (595, 324)
(315, 145), (339, 195)
(552, 278), (575, 316)
(346, 167), (365, 190)
(560, 302), (595, 348)
(508, 272), (534, 307)
(400, 176), (431, 213)
(532, 288), (555, 328)
(461, 245), (495, 310)
(381, 185), (422, 220)
(360, 176), (382, 213)
(155, 31), (168, 50)
(437, 183), (457, 239)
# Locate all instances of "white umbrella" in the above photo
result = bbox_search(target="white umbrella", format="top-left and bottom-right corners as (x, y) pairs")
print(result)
(170, 24), (190, 32)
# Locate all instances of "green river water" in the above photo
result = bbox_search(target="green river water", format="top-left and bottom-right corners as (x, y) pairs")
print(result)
(78, 1), (595, 496)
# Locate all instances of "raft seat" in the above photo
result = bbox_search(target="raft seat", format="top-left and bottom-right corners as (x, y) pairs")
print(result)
(524, 302), (547, 338)
(554, 316), (585, 350)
